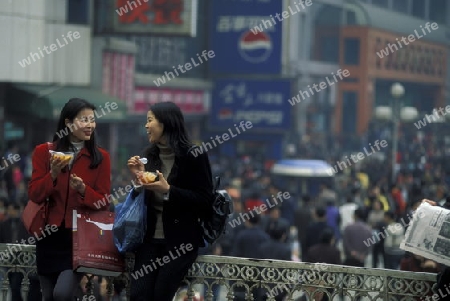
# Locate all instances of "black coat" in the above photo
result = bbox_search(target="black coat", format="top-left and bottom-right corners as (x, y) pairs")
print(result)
(0, 217), (29, 243)
(259, 240), (291, 261)
(141, 145), (213, 249)
(231, 226), (270, 258)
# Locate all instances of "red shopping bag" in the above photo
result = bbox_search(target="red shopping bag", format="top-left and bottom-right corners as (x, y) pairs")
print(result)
(72, 210), (125, 277)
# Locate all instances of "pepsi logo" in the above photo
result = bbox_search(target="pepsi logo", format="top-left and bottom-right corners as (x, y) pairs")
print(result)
(238, 30), (272, 63)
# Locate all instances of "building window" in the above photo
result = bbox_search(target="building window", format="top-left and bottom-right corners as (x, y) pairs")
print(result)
(342, 92), (357, 134)
(371, 0), (389, 8)
(67, 0), (90, 25)
(412, 0), (426, 19)
(346, 11), (357, 25)
(344, 38), (360, 65)
(313, 4), (342, 63)
(392, 0), (408, 13)
(429, 0), (447, 24)
(317, 36), (339, 63)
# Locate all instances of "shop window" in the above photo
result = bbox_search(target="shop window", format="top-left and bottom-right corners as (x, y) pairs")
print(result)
(67, 0), (90, 25)
(392, 0), (408, 13)
(342, 92), (357, 134)
(412, 0), (426, 19)
(429, 0), (447, 24)
(344, 38), (360, 65)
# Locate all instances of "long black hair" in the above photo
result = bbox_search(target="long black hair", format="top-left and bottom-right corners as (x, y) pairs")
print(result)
(52, 98), (103, 168)
(145, 101), (192, 157)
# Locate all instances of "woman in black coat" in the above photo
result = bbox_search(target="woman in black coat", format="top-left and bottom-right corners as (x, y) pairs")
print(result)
(127, 101), (213, 301)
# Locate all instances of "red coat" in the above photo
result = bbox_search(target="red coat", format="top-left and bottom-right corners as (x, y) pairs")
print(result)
(28, 143), (111, 228)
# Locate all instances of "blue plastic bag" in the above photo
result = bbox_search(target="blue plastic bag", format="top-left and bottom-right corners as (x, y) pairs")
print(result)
(113, 189), (147, 254)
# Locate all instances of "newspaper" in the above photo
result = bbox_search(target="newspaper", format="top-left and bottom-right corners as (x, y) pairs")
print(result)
(400, 202), (450, 266)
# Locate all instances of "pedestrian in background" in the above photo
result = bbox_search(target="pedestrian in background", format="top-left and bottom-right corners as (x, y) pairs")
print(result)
(343, 208), (373, 267)
(383, 211), (405, 270)
(28, 98), (111, 301)
(304, 206), (333, 256)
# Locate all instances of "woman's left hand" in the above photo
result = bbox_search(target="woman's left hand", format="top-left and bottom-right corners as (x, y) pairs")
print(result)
(141, 170), (170, 193)
(70, 173), (86, 195)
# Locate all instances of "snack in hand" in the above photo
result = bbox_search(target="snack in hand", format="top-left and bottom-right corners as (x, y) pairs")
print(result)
(140, 171), (158, 184)
(50, 151), (73, 163)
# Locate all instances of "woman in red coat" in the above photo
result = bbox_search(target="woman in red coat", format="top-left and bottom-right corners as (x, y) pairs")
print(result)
(28, 98), (111, 301)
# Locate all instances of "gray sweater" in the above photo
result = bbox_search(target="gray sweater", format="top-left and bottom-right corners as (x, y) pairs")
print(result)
(152, 143), (175, 239)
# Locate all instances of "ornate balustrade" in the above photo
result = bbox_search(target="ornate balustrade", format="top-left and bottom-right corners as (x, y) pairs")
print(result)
(0, 244), (437, 300)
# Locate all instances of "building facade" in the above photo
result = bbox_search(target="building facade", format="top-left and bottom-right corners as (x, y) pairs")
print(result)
(286, 0), (450, 152)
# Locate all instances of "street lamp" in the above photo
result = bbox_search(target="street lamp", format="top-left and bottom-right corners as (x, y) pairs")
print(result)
(391, 82), (405, 184)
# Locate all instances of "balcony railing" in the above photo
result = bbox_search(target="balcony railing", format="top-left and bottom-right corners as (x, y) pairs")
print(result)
(0, 243), (437, 300)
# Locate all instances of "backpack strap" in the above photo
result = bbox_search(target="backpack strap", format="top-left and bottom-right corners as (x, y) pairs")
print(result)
(186, 145), (197, 156)
(213, 176), (220, 192)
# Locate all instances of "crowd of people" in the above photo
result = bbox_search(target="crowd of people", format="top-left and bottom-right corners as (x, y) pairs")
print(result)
(0, 113), (449, 300)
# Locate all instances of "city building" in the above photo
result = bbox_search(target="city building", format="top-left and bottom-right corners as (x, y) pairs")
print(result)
(0, 0), (128, 166)
(286, 0), (449, 151)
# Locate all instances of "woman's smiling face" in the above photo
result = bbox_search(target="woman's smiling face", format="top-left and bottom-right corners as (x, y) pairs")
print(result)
(66, 108), (96, 142)
(145, 111), (165, 144)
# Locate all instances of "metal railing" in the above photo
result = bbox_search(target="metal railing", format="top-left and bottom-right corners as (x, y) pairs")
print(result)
(0, 243), (437, 300)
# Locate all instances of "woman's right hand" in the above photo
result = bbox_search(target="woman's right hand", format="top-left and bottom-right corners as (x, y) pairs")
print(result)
(50, 156), (69, 180)
(127, 156), (145, 176)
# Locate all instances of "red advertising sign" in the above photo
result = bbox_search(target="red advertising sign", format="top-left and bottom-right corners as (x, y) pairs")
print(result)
(134, 87), (206, 114)
(117, 0), (183, 25)
(111, 0), (197, 36)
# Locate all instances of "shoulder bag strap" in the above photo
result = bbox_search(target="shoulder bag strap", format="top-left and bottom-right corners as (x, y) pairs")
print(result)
(45, 142), (54, 220)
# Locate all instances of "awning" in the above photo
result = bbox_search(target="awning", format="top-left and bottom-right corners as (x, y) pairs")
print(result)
(7, 84), (128, 122)
(271, 159), (335, 177)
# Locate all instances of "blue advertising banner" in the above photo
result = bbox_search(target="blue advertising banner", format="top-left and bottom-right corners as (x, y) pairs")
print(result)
(209, 0), (283, 74)
(210, 79), (292, 130)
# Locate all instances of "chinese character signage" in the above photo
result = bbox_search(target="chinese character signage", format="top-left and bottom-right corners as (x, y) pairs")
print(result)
(371, 29), (447, 83)
(96, 0), (197, 36)
(130, 36), (206, 77)
(134, 87), (206, 114)
(102, 52), (135, 111)
(209, 0), (283, 74)
(210, 79), (291, 130)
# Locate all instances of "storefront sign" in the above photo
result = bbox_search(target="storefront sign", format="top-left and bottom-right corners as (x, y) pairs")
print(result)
(134, 87), (206, 114)
(210, 79), (291, 130)
(96, 0), (197, 36)
(374, 35), (446, 79)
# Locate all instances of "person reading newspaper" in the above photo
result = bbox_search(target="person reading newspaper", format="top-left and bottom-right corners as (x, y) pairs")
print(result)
(414, 197), (450, 301)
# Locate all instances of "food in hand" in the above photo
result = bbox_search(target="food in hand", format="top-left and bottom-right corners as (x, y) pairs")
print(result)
(52, 152), (73, 163)
(140, 171), (158, 184)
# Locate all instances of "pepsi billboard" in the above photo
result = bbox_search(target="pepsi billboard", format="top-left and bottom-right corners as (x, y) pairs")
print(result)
(209, 0), (282, 74)
(210, 79), (291, 130)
